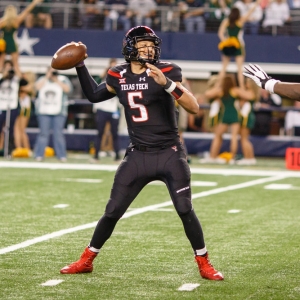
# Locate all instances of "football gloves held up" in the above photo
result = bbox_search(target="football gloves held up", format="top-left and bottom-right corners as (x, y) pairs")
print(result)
(243, 64), (280, 94)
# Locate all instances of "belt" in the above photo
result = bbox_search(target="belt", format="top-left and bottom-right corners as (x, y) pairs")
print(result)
(134, 144), (167, 152)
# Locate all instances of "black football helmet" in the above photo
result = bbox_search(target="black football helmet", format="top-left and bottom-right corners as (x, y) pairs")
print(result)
(122, 26), (162, 65)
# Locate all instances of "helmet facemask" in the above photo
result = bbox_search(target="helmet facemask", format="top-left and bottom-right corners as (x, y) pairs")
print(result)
(122, 26), (162, 65)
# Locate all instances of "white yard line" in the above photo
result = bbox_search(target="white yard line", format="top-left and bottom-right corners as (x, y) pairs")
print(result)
(0, 174), (287, 255)
(178, 283), (200, 291)
(40, 280), (64, 286)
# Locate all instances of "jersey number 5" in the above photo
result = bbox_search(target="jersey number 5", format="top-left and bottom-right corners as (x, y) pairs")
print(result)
(128, 91), (148, 122)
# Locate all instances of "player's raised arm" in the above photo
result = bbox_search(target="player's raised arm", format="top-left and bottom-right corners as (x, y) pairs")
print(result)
(244, 64), (300, 100)
(146, 63), (199, 114)
(76, 65), (116, 103)
(51, 41), (116, 103)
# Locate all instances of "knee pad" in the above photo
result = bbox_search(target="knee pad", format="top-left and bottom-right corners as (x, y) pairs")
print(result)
(173, 194), (192, 216)
(104, 198), (126, 219)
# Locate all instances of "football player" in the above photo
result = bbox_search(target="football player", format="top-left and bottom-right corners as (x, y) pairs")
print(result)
(244, 64), (300, 100)
(60, 26), (223, 281)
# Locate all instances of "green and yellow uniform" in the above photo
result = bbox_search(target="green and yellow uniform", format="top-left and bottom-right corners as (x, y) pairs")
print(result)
(219, 92), (240, 124)
(1, 27), (17, 54)
(240, 100), (255, 129)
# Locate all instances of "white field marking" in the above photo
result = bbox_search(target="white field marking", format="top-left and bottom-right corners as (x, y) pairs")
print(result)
(0, 174), (287, 255)
(191, 175), (287, 200)
(127, 207), (173, 212)
(2, 161), (300, 177)
(149, 180), (217, 187)
(178, 283), (200, 291)
(191, 181), (217, 187)
(228, 209), (241, 214)
(53, 204), (69, 208)
(264, 183), (300, 190)
(41, 280), (64, 286)
(0, 161), (118, 172)
(61, 178), (103, 183)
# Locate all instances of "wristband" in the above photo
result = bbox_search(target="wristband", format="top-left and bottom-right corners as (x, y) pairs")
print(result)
(163, 77), (184, 100)
(75, 61), (85, 68)
(265, 79), (280, 94)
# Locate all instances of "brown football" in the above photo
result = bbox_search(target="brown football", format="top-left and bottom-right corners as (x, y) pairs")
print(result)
(51, 43), (87, 70)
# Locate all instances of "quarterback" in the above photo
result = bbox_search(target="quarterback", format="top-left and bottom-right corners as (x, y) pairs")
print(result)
(60, 26), (223, 281)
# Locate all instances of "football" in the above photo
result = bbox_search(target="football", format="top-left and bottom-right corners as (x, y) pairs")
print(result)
(51, 42), (87, 70)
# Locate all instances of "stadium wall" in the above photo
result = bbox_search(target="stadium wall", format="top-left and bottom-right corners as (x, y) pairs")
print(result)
(26, 129), (300, 158)
(19, 28), (300, 79)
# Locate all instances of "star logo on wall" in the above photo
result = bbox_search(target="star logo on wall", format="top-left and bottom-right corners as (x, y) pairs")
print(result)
(17, 29), (40, 56)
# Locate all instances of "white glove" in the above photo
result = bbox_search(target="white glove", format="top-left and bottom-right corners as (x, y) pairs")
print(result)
(243, 64), (280, 94)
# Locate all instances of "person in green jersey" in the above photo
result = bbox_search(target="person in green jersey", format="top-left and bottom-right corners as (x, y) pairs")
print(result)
(0, 0), (43, 75)
(217, 0), (261, 89)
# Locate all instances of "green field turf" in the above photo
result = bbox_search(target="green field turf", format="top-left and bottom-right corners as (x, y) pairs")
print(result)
(1, 155), (300, 300)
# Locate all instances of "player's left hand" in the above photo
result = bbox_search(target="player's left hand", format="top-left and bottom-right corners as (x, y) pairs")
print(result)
(243, 64), (272, 89)
(244, 64), (280, 93)
(243, 64), (272, 88)
(146, 63), (167, 86)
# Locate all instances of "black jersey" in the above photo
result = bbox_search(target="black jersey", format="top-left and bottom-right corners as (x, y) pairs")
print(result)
(106, 61), (182, 147)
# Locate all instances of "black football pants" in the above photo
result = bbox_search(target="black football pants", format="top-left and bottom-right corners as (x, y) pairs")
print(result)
(90, 143), (205, 251)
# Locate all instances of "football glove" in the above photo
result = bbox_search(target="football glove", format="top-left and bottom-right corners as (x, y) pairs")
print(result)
(243, 64), (280, 93)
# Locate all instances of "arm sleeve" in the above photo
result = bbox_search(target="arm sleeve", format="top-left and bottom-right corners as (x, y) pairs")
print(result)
(76, 65), (116, 103)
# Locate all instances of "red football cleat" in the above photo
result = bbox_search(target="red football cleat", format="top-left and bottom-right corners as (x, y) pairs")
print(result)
(60, 247), (98, 274)
(195, 253), (224, 280)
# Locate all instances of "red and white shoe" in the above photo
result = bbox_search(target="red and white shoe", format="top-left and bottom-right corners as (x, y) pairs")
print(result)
(60, 247), (98, 274)
(195, 253), (224, 280)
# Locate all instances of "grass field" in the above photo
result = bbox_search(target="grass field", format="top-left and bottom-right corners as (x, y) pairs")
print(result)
(1, 154), (300, 300)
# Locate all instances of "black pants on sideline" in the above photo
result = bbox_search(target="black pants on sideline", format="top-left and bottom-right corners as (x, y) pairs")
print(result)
(94, 109), (120, 159)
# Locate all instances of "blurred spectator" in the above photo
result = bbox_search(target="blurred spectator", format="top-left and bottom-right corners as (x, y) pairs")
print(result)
(13, 71), (36, 153)
(178, 0), (206, 33)
(91, 58), (120, 163)
(25, 0), (52, 29)
(187, 96), (206, 132)
(154, 0), (180, 32)
(234, 0), (263, 35)
(80, 0), (102, 29)
(50, 0), (81, 29)
(262, 0), (291, 35)
(251, 88), (282, 136)
(128, 0), (157, 27)
(103, 0), (131, 31)
(34, 68), (73, 162)
(287, 0), (300, 8)
(284, 101), (300, 136)
(0, 0), (43, 75)
(205, 0), (232, 33)
(0, 60), (29, 155)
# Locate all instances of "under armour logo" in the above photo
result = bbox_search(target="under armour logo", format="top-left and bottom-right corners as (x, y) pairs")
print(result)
(119, 78), (126, 84)
(171, 146), (177, 152)
(139, 77), (146, 82)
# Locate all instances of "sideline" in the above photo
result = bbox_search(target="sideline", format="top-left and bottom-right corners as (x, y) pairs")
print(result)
(1, 161), (300, 177)
(0, 175), (287, 255)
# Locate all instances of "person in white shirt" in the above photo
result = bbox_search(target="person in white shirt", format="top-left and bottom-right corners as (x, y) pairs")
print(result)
(234, 0), (263, 34)
(128, 0), (157, 27)
(285, 101), (300, 136)
(262, 0), (291, 35)
(34, 67), (72, 162)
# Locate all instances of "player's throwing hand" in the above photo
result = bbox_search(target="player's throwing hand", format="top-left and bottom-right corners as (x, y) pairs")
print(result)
(243, 64), (280, 94)
(146, 63), (167, 86)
